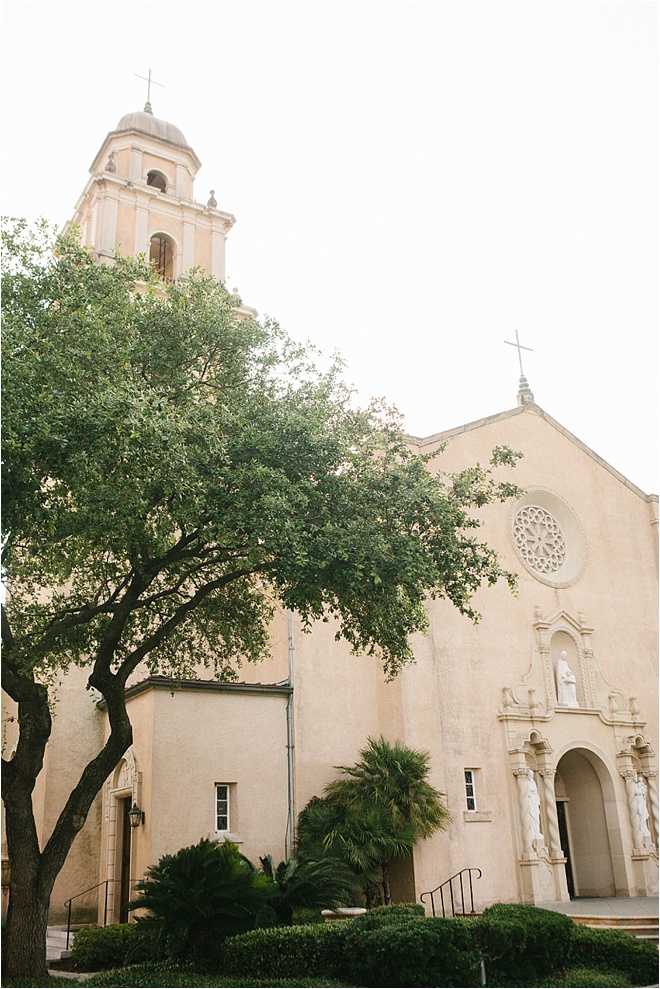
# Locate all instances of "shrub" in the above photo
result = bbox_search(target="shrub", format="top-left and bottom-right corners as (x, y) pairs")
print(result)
(220, 922), (348, 980)
(69, 924), (136, 970)
(568, 923), (659, 986)
(343, 914), (481, 987)
(130, 838), (277, 964)
(475, 903), (574, 984)
(348, 902), (426, 932)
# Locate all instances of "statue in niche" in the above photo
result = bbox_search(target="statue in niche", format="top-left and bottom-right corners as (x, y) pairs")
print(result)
(634, 775), (652, 838)
(556, 652), (579, 708)
(525, 770), (544, 841)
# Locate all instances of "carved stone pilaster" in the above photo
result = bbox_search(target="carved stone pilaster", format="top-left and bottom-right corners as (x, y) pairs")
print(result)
(646, 771), (659, 845)
(539, 769), (562, 859)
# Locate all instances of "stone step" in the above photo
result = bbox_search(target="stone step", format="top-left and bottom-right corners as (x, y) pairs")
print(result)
(569, 914), (659, 944)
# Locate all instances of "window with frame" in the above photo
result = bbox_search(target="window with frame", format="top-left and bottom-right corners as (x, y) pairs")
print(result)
(464, 770), (477, 812)
(215, 784), (230, 832)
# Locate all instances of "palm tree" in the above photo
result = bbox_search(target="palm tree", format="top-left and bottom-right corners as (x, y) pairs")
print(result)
(297, 737), (450, 905)
(258, 853), (357, 924)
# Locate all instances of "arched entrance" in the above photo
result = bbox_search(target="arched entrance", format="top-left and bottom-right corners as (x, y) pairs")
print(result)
(555, 748), (624, 897)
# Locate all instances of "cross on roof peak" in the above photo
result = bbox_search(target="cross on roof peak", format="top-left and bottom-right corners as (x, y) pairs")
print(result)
(504, 329), (533, 377)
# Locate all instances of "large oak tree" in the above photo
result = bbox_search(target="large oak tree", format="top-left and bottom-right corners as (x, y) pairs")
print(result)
(1, 219), (519, 979)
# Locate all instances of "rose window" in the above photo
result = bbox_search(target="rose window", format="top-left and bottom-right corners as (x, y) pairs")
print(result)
(513, 506), (566, 574)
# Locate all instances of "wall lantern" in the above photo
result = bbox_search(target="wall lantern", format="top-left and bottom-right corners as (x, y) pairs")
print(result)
(128, 802), (145, 828)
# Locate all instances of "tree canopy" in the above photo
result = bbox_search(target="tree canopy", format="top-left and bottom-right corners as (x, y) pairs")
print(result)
(1, 218), (519, 978)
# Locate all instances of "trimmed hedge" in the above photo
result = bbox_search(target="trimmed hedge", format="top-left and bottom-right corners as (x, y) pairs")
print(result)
(475, 903), (574, 984)
(220, 922), (349, 980)
(222, 908), (481, 987)
(568, 922), (658, 987)
(342, 914), (481, 987)
(348, 902), (426, 932)
(69, 924), (137, 970)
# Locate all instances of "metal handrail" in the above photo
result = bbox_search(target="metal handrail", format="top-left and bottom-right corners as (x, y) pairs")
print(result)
(420, 867), (482, 918)
(64, 878), (139, 950)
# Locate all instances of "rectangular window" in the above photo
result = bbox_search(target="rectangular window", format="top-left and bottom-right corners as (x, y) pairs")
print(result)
(464, 770), (476, 811)
(215, 784), (230, 832)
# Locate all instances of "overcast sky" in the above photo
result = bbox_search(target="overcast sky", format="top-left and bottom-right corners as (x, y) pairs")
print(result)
(2, 1), (658, 493)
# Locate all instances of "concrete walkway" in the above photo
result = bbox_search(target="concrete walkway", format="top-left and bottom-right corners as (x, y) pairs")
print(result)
(538, 894), (659, 918)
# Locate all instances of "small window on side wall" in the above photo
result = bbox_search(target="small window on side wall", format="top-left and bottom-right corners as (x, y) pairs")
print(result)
(215, 784), (230, 832)
(464, 770), (477, 811)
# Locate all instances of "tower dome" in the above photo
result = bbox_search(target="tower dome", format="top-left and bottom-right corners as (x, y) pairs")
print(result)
(113, 108), (190, 149)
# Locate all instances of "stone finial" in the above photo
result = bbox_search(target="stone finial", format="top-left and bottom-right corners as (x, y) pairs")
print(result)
(207, 190), (217, 208)
(144, 101), (153, 115)
(517, 374), (535, 406)
(105, 152), (116, 173)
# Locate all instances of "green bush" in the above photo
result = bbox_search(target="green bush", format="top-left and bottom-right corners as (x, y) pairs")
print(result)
(130, 838), (276, 964)
(69, 924), (136, 970)
(568, 923), (658, 986)
(343, 914), (481, 988)
(475, 903), (574, 984)
(222, 909), (481, 987)
(348, 902), (426, 932)
(220, 922), (348, 980)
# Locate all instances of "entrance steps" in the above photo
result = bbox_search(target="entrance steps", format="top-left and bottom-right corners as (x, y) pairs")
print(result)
(46, 926), (73, 961)
(569, 914), (659, 945)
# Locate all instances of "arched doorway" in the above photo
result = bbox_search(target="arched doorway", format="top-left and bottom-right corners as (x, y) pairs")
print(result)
(555, 748), (624, 897)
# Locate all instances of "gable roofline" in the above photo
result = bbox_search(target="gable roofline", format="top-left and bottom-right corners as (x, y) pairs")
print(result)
(411, 402), (656, 502)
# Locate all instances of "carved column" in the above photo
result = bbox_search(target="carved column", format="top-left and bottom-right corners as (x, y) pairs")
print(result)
(539, 769), (562, 859)
(646, 771), (659, 845)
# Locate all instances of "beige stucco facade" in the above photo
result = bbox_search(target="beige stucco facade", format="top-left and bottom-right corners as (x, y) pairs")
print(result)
(3, 105), (657, 925)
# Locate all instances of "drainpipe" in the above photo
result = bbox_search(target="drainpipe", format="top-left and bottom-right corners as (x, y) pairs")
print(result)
(285, 610), (296, 859)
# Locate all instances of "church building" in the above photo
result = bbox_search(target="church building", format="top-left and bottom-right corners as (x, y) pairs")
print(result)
(3, 102), (658, 927)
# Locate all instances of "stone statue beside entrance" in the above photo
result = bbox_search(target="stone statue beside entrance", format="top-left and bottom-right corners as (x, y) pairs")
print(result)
(556, 652), (579, 708)
(525, 770), (544, 841)
(635, 775), (652, 839)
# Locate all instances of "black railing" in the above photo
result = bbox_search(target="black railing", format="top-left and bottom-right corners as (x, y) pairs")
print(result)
(64, 878), (139, 950)
(420, 867), (482, 918)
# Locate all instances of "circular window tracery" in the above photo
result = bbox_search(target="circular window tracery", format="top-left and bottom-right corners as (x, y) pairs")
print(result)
(509, 488), (586, 588)
(513, 505), (566, 574)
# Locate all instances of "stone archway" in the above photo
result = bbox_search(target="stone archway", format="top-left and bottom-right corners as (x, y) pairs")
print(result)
(555, 748), (624, 897)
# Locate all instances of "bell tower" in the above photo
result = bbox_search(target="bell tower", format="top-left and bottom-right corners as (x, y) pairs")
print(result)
(65, 102), (236, 283)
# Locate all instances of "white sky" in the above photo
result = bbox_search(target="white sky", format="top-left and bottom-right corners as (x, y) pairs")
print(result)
(2, 1), (658, 493)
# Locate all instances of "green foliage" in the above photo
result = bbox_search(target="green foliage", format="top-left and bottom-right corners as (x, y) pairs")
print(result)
(342, 914), (481, 988)
(567, 922), (659, 986)
(222, 912), (481, 987)
(130, 839), (276, 963)
(259, 854), (357, 924)
(69, 924), (137, 970)
(2, 218), (520, 688)
(219, 922), (349, 980)
(85, 960), (349, 988)
(474, 903), (575, 984)
(348, 902), (426, 931)
(296, 737), (449, 904)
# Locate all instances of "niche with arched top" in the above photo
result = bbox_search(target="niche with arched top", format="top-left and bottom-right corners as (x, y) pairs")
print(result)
(551, 631), (583, 708)
(149, 234), (175, 281)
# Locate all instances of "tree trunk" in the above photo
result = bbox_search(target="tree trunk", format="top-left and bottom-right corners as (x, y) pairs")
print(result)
(381, 861), (392, 905)
(2, 670), (134, 981)
(4, 875), (51, 981)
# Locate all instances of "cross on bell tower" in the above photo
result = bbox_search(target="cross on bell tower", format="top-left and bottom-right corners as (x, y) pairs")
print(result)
(504, 330), (535, 406)
(134, 69), (164, 115)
